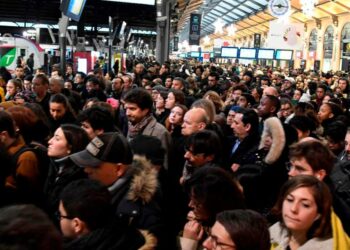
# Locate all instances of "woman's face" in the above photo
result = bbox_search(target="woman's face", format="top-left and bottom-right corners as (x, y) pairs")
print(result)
(49, 102), (67, 121)
(188, 191), (209, 222)
(169, 106), (184, 125)
(237, 96), (248, 108)
(64, 81), (73, 90)
(317, 104), (333, 123)
(293, 90), (302, 101)
(6, 82), (16, 96)
(202, 222), (235, 250)
(48, 127), (70, 158)
(296, 81), (304, 89)
(155, 95), (165, 109)
(251, 88), (259, 101)
(282, 187), (319, 234)
(165, 92), (176, 109)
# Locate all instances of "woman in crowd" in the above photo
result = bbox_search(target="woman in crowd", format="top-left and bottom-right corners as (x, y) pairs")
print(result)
(165, 89), (185, 110)
(5, 79), (22, 101)
(317, 101), (343, 133)
(7, 105), (50, 146)
(270, 175), (333, 249)
(7, 106), (51, 191)
(179, 167), (245, 249)
(203, 90), (224, 115)
(292, 88), (303, 104)
(202, 209), (270, 250)
(48, 93), (77, 133)
(44, 124), (90, 223)
(167, 104), (188, 135)
(154, 89), (170, 125)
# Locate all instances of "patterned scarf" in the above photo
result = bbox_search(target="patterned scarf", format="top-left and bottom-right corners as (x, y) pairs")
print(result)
(127, 114), (153, 140)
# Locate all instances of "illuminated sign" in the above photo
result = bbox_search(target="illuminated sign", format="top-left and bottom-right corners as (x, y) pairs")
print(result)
(257, 49), (275, 59)
(221, 47), (238, 58)
(239, 48), (257, 59)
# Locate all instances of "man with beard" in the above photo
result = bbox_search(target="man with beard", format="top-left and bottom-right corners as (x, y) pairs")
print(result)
(124, 88), (171, 169)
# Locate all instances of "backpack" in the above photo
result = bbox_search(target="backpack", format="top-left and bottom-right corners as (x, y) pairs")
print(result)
(12, 142), (50, 187)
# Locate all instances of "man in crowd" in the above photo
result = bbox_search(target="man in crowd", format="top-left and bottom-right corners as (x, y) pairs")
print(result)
(70, 132), (162, 243)
(181, 130), (222, 183)
(181, 107), (209, 137)
(32, 74), (51, 116)
(124, 88), (171, 169)
(230, 108), (260, 172)
(58, 179), (151, 249)
(78, 106), (118, 140)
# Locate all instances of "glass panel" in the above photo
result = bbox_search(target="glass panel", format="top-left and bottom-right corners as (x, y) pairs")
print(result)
(211, 9), (225, 16)
(219, 1), (235, 9)
(214, 6), (227, 13)
(309, 28), (318, 51)
(233, 9), (245, 16)
(341, 23), (350, 57)
(324, 26), (334, 59)
(238, 5), (253, 13)
(244, 1), (260, 9)
(341, 23), (350, 40)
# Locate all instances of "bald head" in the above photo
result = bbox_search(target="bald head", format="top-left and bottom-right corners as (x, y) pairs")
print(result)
(263, 86), (279, 97)
(181, 108), (208, 136)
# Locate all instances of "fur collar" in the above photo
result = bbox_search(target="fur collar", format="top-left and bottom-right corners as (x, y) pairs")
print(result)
(259, 117), (285, 165)
(127, 155), (158, 203)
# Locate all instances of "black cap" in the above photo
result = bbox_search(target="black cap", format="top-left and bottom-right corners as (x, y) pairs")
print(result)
(70, 132), (133, 168)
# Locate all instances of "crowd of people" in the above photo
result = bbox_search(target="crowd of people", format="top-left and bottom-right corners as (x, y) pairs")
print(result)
(0, 57), (349, 249)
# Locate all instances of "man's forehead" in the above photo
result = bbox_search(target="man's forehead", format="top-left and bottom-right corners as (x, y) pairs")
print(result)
(234, 113), (243, 121)
(124, 102), (139, 108)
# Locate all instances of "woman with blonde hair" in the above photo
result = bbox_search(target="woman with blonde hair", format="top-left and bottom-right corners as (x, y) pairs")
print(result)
(203, 90), (224, 114)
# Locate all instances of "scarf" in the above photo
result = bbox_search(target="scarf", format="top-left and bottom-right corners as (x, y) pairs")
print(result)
(127, 114), (153, 140)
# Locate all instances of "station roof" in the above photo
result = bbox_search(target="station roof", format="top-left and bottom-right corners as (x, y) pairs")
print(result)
(0, 0), (156, 29)
(175, 0), (350, 41)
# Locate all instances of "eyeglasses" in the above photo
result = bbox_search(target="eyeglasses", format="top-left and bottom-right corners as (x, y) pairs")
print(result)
(285, 161), (311, 174)
(207, 234), (236, 249)
(55, 211), (73, 220)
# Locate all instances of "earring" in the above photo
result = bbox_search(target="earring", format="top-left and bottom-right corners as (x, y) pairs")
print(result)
(67, 150), (71, 154)
(314, 214), (321, 221)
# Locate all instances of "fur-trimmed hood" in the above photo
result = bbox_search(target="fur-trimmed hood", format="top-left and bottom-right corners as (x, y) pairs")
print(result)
(127, 155), (159, 203)
(259, 117), (285, 165)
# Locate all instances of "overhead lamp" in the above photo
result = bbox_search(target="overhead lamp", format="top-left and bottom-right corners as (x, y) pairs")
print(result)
(204, 35), (210, 44)
(214, 18), (224, 34)
(300, 0), (318, 18)
(332, 16), (338, 27)
(316, 19), (322, 30)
